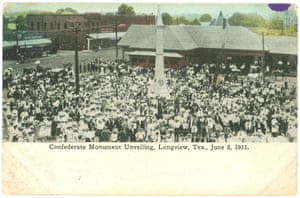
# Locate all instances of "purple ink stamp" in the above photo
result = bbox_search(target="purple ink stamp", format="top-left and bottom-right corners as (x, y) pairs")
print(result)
(268, 3), (291, 12)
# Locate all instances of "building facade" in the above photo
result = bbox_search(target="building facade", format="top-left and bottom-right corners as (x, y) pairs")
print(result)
(118, 24), (297, 70)
(27, 13), (155, 50)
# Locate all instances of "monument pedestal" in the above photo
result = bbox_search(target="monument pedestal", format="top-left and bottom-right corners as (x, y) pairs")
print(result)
(148, 79), (170, 99)
(147, 5), (170, 99)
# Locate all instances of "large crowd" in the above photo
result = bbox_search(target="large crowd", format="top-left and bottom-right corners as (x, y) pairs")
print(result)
(2, 58), (297, 142)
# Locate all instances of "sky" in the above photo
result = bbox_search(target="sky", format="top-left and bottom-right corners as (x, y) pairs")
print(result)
(2, 1), (298, 19)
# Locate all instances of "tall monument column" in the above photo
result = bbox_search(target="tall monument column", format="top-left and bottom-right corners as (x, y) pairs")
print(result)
(155, 5), (165, 85)
(148, 5), (170, 98)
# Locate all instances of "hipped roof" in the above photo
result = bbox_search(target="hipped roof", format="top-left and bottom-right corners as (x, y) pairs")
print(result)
(264, 36), (297, 55)
(118, 25), (270, 52)
(126, 51), (183, 58)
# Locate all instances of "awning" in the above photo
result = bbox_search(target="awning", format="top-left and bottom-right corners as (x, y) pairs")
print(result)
(126, 51), (183, 58)
(87, 32), (126, 40)
(3, 39), (51, 48)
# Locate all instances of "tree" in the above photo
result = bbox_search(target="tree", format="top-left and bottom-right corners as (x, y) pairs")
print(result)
(56, 8), (78, 14)
(283, 8), (297, 25)
(228, 12), (266, 27)
(269, 13), (283, 29)
(228, 12), (245, 26)
(200, 14), (212, 22)
(16, 15), (27, 30)
(56, 8), (65, 14)
(3, 16), (9, 31)
(64, 7), (78, 14)
(162, 12), (173, 25)
(117, 4), (136, 16)
(191, 18), (201, 25)
(178, 16), (190, 25)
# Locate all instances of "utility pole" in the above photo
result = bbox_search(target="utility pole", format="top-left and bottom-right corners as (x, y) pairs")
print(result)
(15, 20), (19, 48)
(281, 20), (284, 35)
(96, 27), (99, 50)
(74, 27), (79, 95)
(115, 22), (118, 61)
(262, 31), (265, 78)
(15, 20), (20, 60)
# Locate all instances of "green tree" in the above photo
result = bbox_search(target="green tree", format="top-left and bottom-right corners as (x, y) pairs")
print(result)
(65, 7), (78, 14)
(283, 8), (297, 25)
(56, 8), (78, 14)
(191, 18), (201, 25)
(228, 12), (266, 27)
(56, 8), (65, 14)
(117, 4), (136, 16)
(200, 13), (212, 22)
(268, 13), (283, 29)
(162, 12), (173, 25)
(178, 16), (190, 25)
(16, 15), (27, 30)
(228, 12), (245, 25)
(3, 16), (9, 31)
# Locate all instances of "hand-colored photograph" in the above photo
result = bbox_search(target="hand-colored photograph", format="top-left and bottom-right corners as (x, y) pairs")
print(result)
(1, 1), (298, 196)
(3, 2), (297, 143)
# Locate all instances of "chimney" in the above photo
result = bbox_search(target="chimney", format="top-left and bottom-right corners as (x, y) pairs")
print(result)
(223, 18), (226, 29)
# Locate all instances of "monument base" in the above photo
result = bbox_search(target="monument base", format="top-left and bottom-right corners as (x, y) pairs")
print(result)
(148, 79), (171, 99)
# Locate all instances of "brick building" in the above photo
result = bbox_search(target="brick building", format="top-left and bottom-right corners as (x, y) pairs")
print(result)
(27, 13), (155, 50)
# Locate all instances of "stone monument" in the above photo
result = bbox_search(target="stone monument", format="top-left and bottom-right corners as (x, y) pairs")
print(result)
(148, 5), (170, 99)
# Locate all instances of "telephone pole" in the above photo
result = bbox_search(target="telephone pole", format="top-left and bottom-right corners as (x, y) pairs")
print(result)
(74, 27), (79, 95)
(115, 22), (118, 61)
(262, 31), (265, 78)
(15, 20), (19, 57)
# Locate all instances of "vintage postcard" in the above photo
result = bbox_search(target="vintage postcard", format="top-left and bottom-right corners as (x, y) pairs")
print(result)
(1, 0), (298, 195)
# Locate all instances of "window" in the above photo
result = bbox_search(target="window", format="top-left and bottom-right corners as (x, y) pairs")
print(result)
(64, 22), (68, 29)
(37, 22), (40, 30)
(31, 22), (34, 30)
(44, 22), (47, 30)
(57, 23), (60, 30)
(50, 23), (54, 30)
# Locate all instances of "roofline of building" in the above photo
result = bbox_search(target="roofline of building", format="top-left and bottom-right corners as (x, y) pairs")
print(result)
(118, 45), (271, 53)
(27, 14), (155, 17)
(27, 14), (86, 16)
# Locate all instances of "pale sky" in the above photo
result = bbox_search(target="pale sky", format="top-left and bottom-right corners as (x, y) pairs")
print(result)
(2, 1), (298, 19)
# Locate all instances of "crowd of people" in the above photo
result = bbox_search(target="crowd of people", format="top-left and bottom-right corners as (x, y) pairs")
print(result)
(2, 57), (297, 143)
